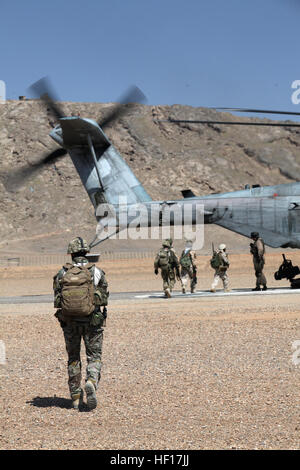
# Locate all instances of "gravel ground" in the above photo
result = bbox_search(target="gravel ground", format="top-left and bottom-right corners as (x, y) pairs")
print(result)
(0, 255), (300, 450)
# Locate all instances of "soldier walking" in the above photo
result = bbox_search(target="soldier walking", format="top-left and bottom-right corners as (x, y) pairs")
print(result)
(250, 231), (267, 291)
(154, 239), (180, 298)
(53, 237), (109, 410)
(210, 243), (230, 292)
(179, 245), (197, 294)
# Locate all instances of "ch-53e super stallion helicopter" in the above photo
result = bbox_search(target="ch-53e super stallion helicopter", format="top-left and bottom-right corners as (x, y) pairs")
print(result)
(6, 77), (300, 249)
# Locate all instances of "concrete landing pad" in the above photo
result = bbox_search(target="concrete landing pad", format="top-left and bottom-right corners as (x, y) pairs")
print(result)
(134, 287), (300, 299)
(0, 286), (299, 304)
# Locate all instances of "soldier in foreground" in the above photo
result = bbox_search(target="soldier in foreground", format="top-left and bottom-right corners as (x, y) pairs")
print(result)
(179, 243), (197, 294)
(210, 243), (230, 292)
(154, 239), (180, 298)
(250, 231), (267, 291)
(53, 237), (109, 410)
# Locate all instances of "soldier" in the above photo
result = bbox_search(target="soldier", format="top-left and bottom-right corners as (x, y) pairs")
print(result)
(53, 237), (109, 410)
(154, 239), (180, 298)
(167, 238), (176, 255)
(168, 238), (178, 284)
(210, 243), (230, 292)
(250, 231), (267, 291)
(179, 245), (197, 294)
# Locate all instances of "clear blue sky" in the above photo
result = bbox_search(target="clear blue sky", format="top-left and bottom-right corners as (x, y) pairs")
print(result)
(1, 0), (300, 117)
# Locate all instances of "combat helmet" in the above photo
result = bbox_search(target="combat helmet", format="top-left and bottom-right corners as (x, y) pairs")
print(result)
(219, 243), (226, 251)
(162, 239), (171, 248)
(67, 237), (90, 254)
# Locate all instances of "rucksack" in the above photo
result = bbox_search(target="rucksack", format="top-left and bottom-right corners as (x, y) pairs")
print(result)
(210, 251), (222, 269)
(157, 249), (170, 267)
(60, 263), (95, 317)
(180, 251), (192, 269)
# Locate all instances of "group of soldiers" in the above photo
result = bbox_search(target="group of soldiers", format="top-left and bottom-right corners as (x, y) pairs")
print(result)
(154, 238), (197, 297)
(153, 231), (267, 297)
(53, 231), (267, 411)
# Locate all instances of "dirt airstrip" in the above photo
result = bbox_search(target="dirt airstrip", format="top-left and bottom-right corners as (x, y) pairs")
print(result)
(0, 253), (300, 450)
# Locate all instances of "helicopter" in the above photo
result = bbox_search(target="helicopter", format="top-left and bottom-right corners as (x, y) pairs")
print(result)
(5, 77), (300, 250)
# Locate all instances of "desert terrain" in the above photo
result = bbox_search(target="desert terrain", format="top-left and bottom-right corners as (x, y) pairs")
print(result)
(1, 99), (300, 450)
(1, 98), (300, 255)
(0, 251), (300, 450)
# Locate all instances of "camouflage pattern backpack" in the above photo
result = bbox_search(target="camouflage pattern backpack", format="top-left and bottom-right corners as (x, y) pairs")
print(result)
(60, 263), (95, 317)
(158, 249), (170, 267)
(210, 251), (222, 270)
(180, 250), (192, 269)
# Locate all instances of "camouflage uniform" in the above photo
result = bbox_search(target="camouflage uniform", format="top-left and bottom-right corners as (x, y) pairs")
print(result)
(167, 238), (180, 290)
(53, 239), (109, 405)
(250, 232), (267, 290)
(58, 316), (104, 401)
(154, 240), (180, 297)
(211, 245), (230, 291)
(180, 249), (197, 293)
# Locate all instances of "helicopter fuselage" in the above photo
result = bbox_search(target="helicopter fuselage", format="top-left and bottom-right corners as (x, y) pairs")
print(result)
(49, 117), (300, 248)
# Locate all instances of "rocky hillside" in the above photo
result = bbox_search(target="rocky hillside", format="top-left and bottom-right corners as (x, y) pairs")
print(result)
(1, 99), (300, 253)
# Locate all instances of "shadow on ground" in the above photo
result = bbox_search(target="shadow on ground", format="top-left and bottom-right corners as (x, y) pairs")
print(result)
(27, 396), (72, 409)
(27, 396), (91, 412)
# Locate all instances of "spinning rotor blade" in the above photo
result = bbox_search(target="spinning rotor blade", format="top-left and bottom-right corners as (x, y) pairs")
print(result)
(1, 148), (67, 191)
(28, 76), (66, 121)
(33, 147), (67, 166)
(161, 118), (300, 127)
(212, 107), (300, 116)
(98, 85), (147, 129)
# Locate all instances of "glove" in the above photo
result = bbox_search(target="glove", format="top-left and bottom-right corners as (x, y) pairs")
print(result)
(154, 268), (158, 275)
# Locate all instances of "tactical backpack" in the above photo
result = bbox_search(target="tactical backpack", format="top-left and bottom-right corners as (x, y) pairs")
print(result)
(210, 252), (222, 269)
(180, 251), (192, 269)
(210, 251), (229, 270)
(60, 263), (95, 317)
(157, 249), (170, 267)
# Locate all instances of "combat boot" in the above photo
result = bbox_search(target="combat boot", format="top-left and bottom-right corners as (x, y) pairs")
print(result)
(262, 285), (268, 291)
(72, 389), (84, 410)
(252, 287), (261, 291)
(210, 289), (216, 293)
(85, 379), (97, 410)
(165, 288), (171, 298)
(182, 287), (186, 294)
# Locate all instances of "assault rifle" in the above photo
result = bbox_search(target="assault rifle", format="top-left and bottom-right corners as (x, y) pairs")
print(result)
(95, 305), (107, 326)
(101, 306), (107, 327)
(250, 242), (258, 257)
(192, 265), (197, 284)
